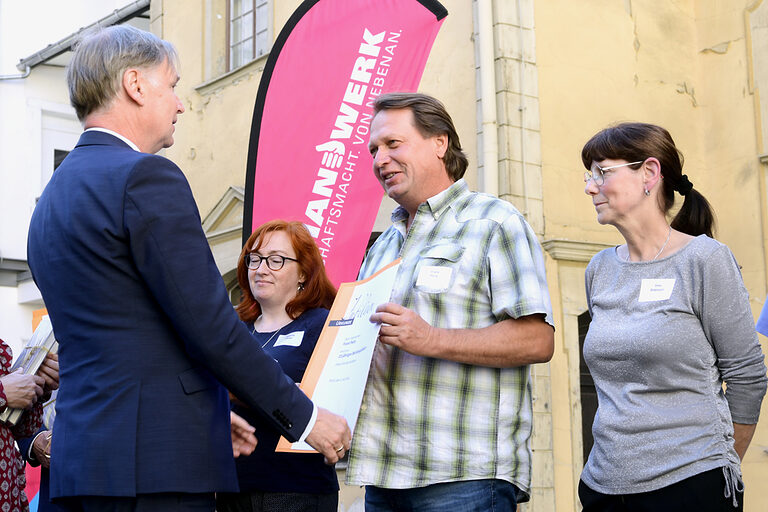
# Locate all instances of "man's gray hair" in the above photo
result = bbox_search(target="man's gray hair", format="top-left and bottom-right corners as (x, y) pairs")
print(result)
(67, 25), (178, 121)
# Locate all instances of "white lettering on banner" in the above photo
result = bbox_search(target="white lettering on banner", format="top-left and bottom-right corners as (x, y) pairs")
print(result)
(330, 102), (359, 139)
(304, 29), (401, 253)
(352, 113), (374, 145)
(332, 192), (345, 209)
(359, 28), (385, 57)
(350, 56), (375, 84)
(305, 199), (329, 230)
(312, 168), (338, 197)
(344, 82), (367, 106)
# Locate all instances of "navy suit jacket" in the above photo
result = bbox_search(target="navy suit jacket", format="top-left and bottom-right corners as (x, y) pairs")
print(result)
(27, 131), (313, 498)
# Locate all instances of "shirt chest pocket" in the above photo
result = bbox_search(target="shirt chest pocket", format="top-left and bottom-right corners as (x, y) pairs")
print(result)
(414, 244), (464, 293)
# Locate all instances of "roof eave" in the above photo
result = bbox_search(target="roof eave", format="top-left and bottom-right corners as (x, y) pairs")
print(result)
(16, 0), (151, 72)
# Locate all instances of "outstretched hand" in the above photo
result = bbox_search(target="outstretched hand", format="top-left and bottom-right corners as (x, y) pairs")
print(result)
(371, 302), (435, 357)
(305, 407), (351, 464)
(230, 411), (257, 457)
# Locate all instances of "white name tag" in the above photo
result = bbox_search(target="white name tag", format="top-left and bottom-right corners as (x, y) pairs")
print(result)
(274, 331), (304, 347)
(638, 279), (676, 302)
(416, 265), (453, 292)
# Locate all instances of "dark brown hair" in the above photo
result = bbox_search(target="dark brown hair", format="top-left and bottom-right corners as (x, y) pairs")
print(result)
(373, 92), (468, 181)
(581, 122), (715, 237)
(236, 220), (336, 323)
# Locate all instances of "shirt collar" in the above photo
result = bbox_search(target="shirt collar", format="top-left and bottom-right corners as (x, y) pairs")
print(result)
(85, 127), (140, 152)
(390, 179), (469, 223)
(425, 179), (468, 217)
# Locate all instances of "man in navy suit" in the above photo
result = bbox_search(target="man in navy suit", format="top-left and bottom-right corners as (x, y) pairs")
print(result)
(27, 25), (350, 511)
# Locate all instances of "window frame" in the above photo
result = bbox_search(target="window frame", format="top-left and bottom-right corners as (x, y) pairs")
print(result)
(226, 0), (271, 72)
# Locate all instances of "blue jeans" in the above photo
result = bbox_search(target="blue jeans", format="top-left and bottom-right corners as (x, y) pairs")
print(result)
(365, 479), (519, 512)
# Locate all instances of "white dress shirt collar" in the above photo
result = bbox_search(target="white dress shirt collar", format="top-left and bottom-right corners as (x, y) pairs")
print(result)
(85, 127), (141, 152)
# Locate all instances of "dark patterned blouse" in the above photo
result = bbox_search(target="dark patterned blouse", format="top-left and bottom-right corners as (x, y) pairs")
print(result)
(0, 339), (43, 512)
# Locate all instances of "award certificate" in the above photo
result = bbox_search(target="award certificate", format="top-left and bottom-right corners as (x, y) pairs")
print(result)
(276, 259), (400, 452)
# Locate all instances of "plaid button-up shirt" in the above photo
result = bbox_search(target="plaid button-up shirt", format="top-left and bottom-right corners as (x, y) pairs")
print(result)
(346, 179), (553, 499)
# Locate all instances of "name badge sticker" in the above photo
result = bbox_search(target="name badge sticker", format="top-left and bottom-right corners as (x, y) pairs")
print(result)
(274, 331), (305, 348)
(638, 279), (676, 302)
(416, 265), (453, 292)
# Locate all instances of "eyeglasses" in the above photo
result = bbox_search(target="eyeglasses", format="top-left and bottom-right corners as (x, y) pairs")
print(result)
(584, 161), (644, 186)
(245, 253), (298, 271)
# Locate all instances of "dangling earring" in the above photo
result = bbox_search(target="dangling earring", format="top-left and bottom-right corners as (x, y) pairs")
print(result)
(644, 188), (650, 196)
(297, 282), (305, 291)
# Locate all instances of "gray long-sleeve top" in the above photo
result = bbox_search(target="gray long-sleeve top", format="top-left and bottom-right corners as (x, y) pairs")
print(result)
(581, 235), (767, 496)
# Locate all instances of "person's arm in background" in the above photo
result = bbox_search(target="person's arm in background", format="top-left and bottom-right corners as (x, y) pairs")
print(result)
(18, 427), (51, 469)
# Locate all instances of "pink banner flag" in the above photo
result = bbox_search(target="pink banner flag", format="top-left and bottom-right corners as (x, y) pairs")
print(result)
(244, 0), (447, 286)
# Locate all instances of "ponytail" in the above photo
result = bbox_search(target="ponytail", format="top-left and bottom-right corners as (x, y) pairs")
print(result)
(670, 187), (715, 237)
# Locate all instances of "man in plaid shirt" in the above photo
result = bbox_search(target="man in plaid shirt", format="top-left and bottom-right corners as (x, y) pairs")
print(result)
(346, 93), (555, 511)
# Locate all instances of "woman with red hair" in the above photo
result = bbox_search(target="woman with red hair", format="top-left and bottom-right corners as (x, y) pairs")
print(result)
(216, 220), (338, 512)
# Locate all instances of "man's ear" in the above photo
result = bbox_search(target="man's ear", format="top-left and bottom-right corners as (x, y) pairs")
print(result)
(123, 68), (144, 105)
(434, 133), (448, 159)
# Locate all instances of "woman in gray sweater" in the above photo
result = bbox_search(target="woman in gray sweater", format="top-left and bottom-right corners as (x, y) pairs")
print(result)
(578, 122), (767, 511)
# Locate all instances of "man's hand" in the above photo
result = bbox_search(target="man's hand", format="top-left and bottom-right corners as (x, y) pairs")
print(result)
(0, 370), (44, 408)
(36, 353), (59, 398)
(230, 411), (257, 458)
(32, 430), (52, 469)
(371, 303), (435, 357)
(305, 407), (351, 464)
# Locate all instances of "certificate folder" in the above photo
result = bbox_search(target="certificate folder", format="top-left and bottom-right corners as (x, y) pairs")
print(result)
(276, 259), (401, 453)
(0, 315), (57, 426)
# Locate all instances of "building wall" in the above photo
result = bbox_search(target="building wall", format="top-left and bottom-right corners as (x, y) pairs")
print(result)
(156, 1), (768, 510)
(0, 0), (132, 354)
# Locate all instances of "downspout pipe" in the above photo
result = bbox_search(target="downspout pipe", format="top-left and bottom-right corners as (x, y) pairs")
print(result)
(477, 0), (499, 197)
(0, 66), (30, 81)
(517, 0), (530, 218)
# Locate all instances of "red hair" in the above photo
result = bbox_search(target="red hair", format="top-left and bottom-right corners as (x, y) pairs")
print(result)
(235, 220), (336, 323)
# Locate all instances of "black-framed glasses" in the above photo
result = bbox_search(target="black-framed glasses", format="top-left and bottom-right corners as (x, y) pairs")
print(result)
(245, 253), (298, 271)
(584, 160), (644, 186)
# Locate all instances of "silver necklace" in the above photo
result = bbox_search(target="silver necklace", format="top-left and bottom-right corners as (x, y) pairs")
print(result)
(252, 321), (283, 348)
(625, 225), (671, 262)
